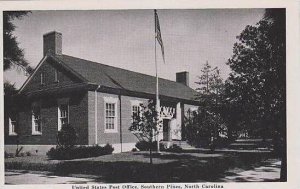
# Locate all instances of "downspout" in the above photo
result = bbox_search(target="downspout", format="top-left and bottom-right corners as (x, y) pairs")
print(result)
(119, 94), (123, 152)
(95, 85), (101, 145)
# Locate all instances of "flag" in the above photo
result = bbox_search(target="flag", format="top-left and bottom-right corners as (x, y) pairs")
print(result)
(155, 10), (165, 63)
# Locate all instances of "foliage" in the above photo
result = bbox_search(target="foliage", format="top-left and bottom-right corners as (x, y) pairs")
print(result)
(4, 82), (19, 121)
(129, 99), (161, 164)
(6, 149), (274, 182)
(3, 11), (33, 75)
(164, 144), (183, 153)
(47, 143), (114, 160)
(129, 100), (161, 142)
(135, 140), (156, 151)
(195, 62), (224, 106)
(5, 151), (15, 158)
(224, 8), (286, 181)
(135, 140), (165, 151)
(185, 62), (226, 150)
(57, 124), (78, 148)
(26, 151), (32, 156)
(225, 9), (285, 140)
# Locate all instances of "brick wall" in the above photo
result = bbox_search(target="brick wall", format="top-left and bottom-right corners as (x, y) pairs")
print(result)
(120, 96), (147, 144)
(88, 91), (148, 146)
(5, 92), (89, 145)
(22, 58), (82, 93)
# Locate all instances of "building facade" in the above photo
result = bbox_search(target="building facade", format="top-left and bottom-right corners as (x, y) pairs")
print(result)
(4, 31), (198, 154)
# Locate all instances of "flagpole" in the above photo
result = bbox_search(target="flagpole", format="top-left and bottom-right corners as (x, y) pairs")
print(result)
(154, 9), (160, 153)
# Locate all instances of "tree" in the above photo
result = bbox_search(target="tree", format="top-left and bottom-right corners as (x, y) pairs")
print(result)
(129, 100), (161, 164)
(225, 8), (286, 181)
(195, 61), (224, 107)
(185, 62), (226, 150)
(4, 11), (33, 75)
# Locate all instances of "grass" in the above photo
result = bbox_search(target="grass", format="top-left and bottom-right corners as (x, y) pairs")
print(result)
(5, 150), (278, 182)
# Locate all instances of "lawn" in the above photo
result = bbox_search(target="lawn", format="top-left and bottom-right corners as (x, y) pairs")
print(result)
(5, 150), (278, 182)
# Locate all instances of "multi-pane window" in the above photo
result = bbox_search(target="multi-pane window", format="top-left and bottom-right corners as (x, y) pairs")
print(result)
(105, 103), (116, 130)
(132, 105), (140, 121)
(32, 107), (42, 135)
(9, 115), (17, 136)
(58, 104), (69, 130)
(130, 100), (142, 133)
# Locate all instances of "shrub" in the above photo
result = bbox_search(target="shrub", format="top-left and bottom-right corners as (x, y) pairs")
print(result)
(132, 148), (138, 152)
(4, 151), (10, 158)
(164, 144), (183, 153)
(19, 152), (25, 157)
(26, 151), (32, 156)
(135, 141), (166, 151)
(47, 144), (114, 160)
(136, 141), (151, 151)
(214, 136), (231, 148)
(102, 143), (114, 154)
(57, 124), (78, 148)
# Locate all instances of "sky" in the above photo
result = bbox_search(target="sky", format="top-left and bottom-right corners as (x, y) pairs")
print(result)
(4, 9), (265, 89)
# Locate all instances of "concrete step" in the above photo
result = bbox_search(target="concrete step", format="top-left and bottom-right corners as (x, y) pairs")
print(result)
(228, 138), (273, 150)
(160, 141), (196, 150)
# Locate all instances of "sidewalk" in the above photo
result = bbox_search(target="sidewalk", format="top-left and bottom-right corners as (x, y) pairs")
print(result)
(5, 159), (282, 184)
(220, 160), (281, 182)
(5, 170), (101, 184)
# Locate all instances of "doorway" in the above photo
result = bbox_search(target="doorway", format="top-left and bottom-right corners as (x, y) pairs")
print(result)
(163, 119), (170, 141)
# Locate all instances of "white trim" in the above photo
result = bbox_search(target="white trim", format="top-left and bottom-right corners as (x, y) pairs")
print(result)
(130, 100), (142, 107)
(8, 117), (17, 136)
(57, 99), (70, 131)
(130, 100), (142, 123)
(18, 55), (48, 94)
(31, 102), (43, 135)
(94, 86), (101, 144)
(103, 96), (118, 133)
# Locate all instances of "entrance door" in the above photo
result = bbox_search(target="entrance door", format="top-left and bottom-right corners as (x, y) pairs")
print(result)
(163, 119), (170, 141)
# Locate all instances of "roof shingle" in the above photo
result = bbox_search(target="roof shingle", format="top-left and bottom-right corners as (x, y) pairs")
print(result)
(55, 54), (198, 101)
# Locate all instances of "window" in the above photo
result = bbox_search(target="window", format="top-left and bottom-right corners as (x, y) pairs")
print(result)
(130, 100), (142, 133)
(9, 115), (17, 136)
(32, 107), (42, 135)
(132, 105), (140, 118)
(54, 70), (59, 82)
(58, 104), (69, 130)
(104, 97), (118, 133)
(131, 100), (142, 121)
(105, 103), (116, 130)
(40, 72), (45, 85)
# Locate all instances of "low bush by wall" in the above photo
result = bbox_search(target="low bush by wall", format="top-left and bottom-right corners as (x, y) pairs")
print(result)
(47, 144), (114, 160)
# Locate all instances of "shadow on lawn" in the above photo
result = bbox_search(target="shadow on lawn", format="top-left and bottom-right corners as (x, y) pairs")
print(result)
(5, 151), (278, 183)
(52, 152), (274, 183)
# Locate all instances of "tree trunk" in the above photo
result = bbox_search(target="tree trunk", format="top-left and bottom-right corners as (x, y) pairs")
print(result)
(280, 136), (287, 181)
(280, 152), (287, 181)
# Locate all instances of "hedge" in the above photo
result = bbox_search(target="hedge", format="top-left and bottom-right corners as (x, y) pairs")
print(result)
(47, 143), (114, 160)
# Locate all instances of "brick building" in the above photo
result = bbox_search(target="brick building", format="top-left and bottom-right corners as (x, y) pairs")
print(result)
(4, 31), (198, 154)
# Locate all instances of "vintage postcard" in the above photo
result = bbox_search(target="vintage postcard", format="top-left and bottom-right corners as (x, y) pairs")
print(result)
(0, 0), (299, 189)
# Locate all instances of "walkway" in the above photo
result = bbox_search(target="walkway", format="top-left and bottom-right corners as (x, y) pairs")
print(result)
(5, 170), (100, 184)
(221, 160), (281, 182)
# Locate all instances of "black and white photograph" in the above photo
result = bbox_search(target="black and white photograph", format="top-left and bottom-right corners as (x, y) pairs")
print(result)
(1, 0), (298, 187)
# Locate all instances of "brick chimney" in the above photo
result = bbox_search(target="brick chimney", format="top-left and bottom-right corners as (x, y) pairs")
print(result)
(43, 31), (62, 56)
(176, 71), (189, 86)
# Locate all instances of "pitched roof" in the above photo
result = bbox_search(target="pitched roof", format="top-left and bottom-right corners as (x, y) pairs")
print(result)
(54, 54), (198, 102)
